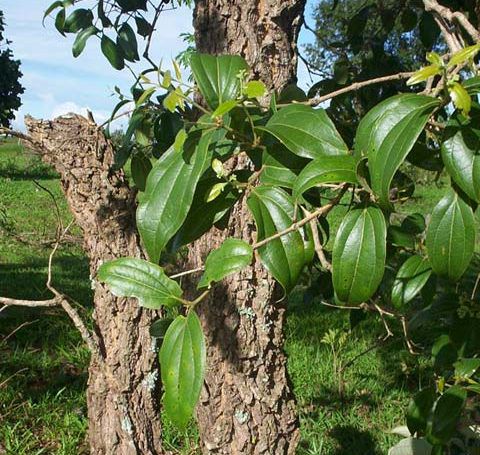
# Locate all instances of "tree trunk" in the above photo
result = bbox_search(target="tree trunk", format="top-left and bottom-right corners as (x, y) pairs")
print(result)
(189, 2), (306, 454)
(25, 115), (163, 455)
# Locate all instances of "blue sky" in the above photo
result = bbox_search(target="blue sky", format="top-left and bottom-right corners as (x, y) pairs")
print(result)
(3, 1), (317, 130)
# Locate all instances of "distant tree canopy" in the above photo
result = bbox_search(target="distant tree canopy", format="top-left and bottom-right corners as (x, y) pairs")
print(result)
(303, 0), (478, 142)
(0, 10), (24, 128)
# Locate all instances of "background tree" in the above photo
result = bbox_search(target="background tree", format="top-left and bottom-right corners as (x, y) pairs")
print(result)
(0, 10), (24, 128)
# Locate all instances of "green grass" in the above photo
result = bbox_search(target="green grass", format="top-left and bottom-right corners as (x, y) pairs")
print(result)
(0, 139), (441, 454)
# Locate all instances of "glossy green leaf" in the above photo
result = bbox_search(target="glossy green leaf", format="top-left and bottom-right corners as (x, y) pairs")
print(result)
(448, 44), (480, 67)
(332, 205), (387, 305)
(247, 186), (307, 293)
(426, 190), (476, 281)
(426, 386), (466, 445)
(407, 387), (436, 436)
(293, 155), (358, 199)
(356, 94), (438, 207)
(130, 152), (152, 192)
(97, 258), (182, 309)
(137, 131), (214, 263)
(388, 225), (416, 249)
(391, 255), (432, 309)
(260, 144), (309, 189)
(160, 311), (206, 429)
(101, 35), (124, 70)
(259, 104), (349, 159)
(117, 22), (139, 62)
(63, 8), (93, 33)
(72, 26), (97, 57)
(190, 53), (249, 109)
(43, 1), (63, 24)
(426, 52), (442, 66)
(55, 9), (66, 35)
(442, 112), (480, 202)
(198, 238), (253, 288)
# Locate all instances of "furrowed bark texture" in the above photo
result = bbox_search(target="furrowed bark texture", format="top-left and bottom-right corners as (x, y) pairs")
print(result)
(25, 115), (163, 455)
(189, 1), (306, 454)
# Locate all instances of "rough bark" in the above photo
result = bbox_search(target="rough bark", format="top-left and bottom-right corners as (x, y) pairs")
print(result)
(25, 115), (163, 455)
(189, 1), (306, 454)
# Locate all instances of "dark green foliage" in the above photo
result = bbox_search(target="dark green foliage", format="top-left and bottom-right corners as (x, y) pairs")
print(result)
(0, 11), (24, 128)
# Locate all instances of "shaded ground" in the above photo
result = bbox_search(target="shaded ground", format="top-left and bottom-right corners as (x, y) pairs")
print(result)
(0, 139), (437, 454)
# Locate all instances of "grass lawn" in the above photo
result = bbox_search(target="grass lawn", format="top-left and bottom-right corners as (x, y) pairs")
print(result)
(0, 138), (440, 454)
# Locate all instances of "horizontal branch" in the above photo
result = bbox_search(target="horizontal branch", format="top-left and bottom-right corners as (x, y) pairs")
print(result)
(0, 296), (60, 307)
(305, 72), (414, 107)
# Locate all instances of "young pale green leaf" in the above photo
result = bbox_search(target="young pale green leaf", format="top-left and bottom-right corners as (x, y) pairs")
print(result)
(406, 65), (441, 86)
(161, 70), (172, 89)
(407, 387), (437, 437)
(426, 386), (467, 445)
(160, 311), (206, 429)
(448, 81), (472, 116)
(245, 80), (266, 99)
(163, 90), (180, 112)
(293, 155), (358, 199)
(72, 26), (97, 57)
(247, 186), (307, 293)
(97, 258), (182, 309)
(190, 53), (249, 109)
(259, 104), (349, 159)
(332, 205), (387, 305)
(130, 152), (152, 192)
(198, 238), (253, 288)
(205, 182), (228, 203)
(101, 35), (124, 70)
(117, 22), (139, 62)
(448, 43), (480, 67)
(426, 190), (476, 281)
(137, 131), (214, 263)
(441, 110), (480, 202)
(357, 94), (438, 208)
(391, 255), (432, 309)
(211, 100), (238, 118)
(454, 358), (480, 379)
(135, 87), (156, 107)
(426, 51), (442, 66)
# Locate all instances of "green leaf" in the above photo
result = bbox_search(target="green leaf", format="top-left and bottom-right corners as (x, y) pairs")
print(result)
(198, 239), (253, 288)
(402, 213), (426, 234)
(135, 87), (156, 107)
(117, 22), (139, 62)
(388, 225), (415, 249)
(63, 8), (93, 33)
(245, 80), (266, 99)
(44, 1), (64, 24)
(97, 258), (182, 309)
(205, 182), (228, 202)
(211, 100), (238, 118)
(259, 104), (349, 159)
(150, 318), (173, 339)
(448, 44), (480, 67)
(356, 94), (438, 207)
(441, 110), (480, 202)
(432, 334), (458, 372)
(101, 35), (124, 70)
(454, 358), (480, 379)
(72, 26), (97, 57)
(116, 0), (147, 12)
(137, 131), (214, 263)
(293, 155), (358, 199)
(425, 190), (476, 281)
(130, 152), (152, 192)
(406, 65), (441, 86)
(55, 9), (66, 35)
(449, 82), (472, 115)
(391, 255), (432, 309)
(426, 386), (466, 445)
(332, 205), (387, 305)
(260, 144), (309, 189)
(407, 387), (436, 436)
(247, 186), (307, 293)
(190, 53), (249, 109)
(426, 52), (442, 66)
(160, 311), (206, 429)
(135, 16), (152, 37)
